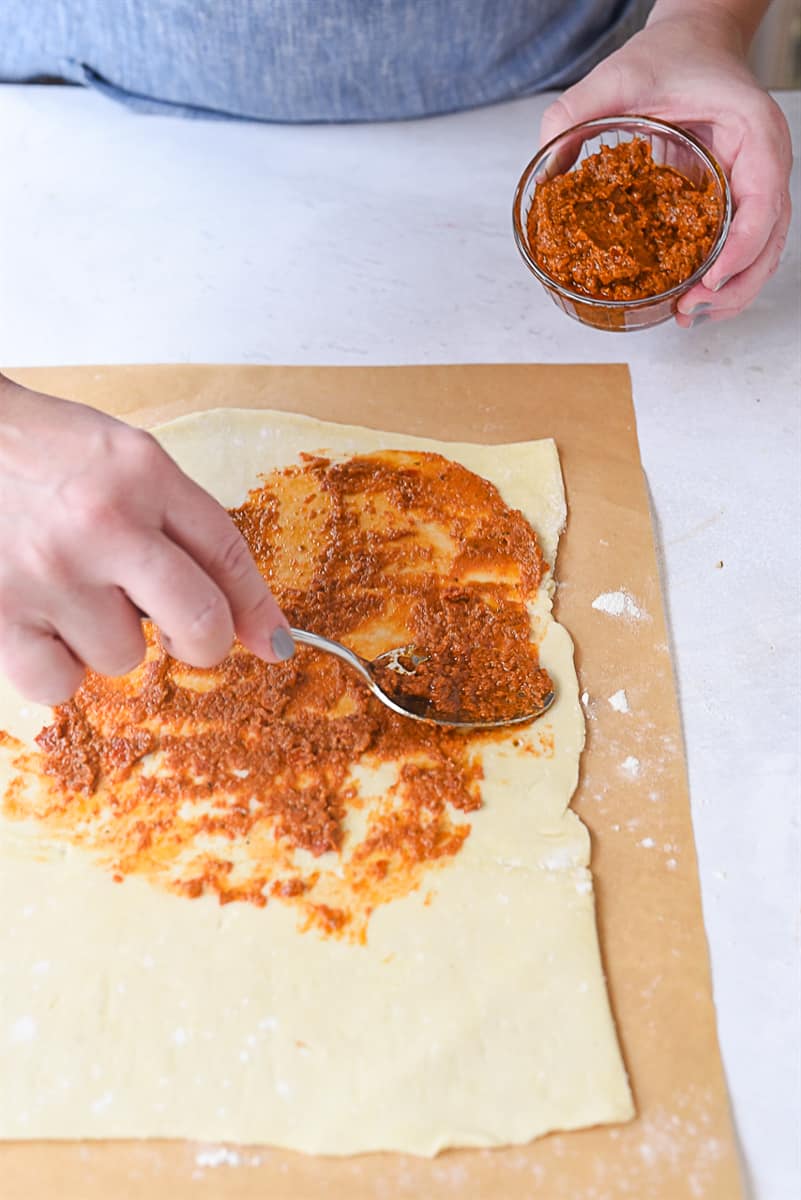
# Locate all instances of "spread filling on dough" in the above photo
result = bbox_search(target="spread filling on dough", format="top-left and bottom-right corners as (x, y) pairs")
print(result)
(4, 451), (553, 943)
(0, 409), (633, 1154)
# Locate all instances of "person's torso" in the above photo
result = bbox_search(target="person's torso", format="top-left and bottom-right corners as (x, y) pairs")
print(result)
(3, 0), (650, 121)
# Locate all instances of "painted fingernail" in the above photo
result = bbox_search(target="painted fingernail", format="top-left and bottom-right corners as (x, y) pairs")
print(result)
(271, 626), (295, 662)
(712, 274), (731, 292)
(689, 302), (712, 316)
(691, 313), (710, 329)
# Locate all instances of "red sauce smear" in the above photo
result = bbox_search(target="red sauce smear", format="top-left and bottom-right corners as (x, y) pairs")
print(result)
(2, 450), (552, 941)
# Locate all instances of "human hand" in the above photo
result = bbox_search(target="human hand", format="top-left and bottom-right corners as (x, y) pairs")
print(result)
(540, 4), (792, 325)
(0, 376), (293, 705)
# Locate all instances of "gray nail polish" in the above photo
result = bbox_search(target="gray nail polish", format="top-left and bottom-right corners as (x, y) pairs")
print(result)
(713, 274), (731, 292)
(271, 626), (296, 662)
(689, 302), (712, 315)
(691, 313), (710, 329)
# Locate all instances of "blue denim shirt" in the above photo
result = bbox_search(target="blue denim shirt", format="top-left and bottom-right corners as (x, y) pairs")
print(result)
(2, 1), (650, 122)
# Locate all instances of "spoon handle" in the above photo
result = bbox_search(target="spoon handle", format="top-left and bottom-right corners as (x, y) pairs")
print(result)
(288, 627), (428, 722)
(289, 628), (373, 685)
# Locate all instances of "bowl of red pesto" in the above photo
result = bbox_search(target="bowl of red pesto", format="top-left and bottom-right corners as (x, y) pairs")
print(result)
(513, 116), (732, 332)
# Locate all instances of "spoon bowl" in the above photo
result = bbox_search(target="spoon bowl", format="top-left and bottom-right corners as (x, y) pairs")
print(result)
(289, 628), (555, 730)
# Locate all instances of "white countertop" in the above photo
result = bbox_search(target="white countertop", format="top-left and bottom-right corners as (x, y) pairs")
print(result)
(0, 85), (798, 1200)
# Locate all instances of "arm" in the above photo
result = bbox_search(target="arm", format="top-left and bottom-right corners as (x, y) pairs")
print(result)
(541, 0), (792, 324)
(0, 373), (292, 705)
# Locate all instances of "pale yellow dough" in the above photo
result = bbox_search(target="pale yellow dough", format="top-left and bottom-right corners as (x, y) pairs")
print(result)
(0, 408), (632, 1154)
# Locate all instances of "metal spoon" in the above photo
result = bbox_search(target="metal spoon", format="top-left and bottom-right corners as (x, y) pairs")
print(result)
(289, 628), (555, 730)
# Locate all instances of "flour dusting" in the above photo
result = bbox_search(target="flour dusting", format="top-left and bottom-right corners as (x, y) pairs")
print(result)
(608, 689), (630, 713)
(592, 590), (646, 620)
(539, 847), (582, 871)
(90, 1091), (113, 1114)
(195, 1147), (242, 1166)
(621, 755), (641, 777)
(9, 1015), (37, 1043)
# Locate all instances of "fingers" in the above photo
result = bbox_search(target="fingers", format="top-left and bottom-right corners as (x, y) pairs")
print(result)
(52, 586), (147, 678)
(116, 531), (236, 668)
(0, 394), (295, 706)
(540, 57), (634, 145)
(677, 191), (791, 324)
(163, 471), (293, 663)
(702, 191), (779, 292)
(702, 104), (791, 292)
(540, 97), (576, 148)
(0, 624), (85, 706)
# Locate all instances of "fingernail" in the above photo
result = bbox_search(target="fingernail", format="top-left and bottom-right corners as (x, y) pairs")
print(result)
(271, 626), (295, 662)
(691, 313), (710, 329)
(688, 302), (712, 316)
(712, 274), (731, 292)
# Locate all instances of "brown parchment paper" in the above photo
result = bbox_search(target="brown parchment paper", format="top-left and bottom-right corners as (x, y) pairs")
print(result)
(2, 364), (743, 1200)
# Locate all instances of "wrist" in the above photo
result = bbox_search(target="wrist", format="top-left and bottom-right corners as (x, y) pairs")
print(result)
(0, 375), (56, 435)
(0, 373), (26, 419)
(0, 372), (19, 402)
(646, 1), (761, 54)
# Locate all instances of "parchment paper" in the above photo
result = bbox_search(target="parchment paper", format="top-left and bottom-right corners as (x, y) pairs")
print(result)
(2, 363), (743, 1200)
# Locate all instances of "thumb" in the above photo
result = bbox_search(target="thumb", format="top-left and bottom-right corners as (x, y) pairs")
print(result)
(539, 59), (635, 146)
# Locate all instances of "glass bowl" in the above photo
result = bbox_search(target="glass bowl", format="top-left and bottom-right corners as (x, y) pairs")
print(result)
(512, 116), (732, 332)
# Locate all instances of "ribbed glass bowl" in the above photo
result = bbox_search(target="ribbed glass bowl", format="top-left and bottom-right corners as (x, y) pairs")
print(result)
(513, 116), (732, 332)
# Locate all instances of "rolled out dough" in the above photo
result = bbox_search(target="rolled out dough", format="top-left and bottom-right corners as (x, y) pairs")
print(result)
(0, 408), (632, 1155)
